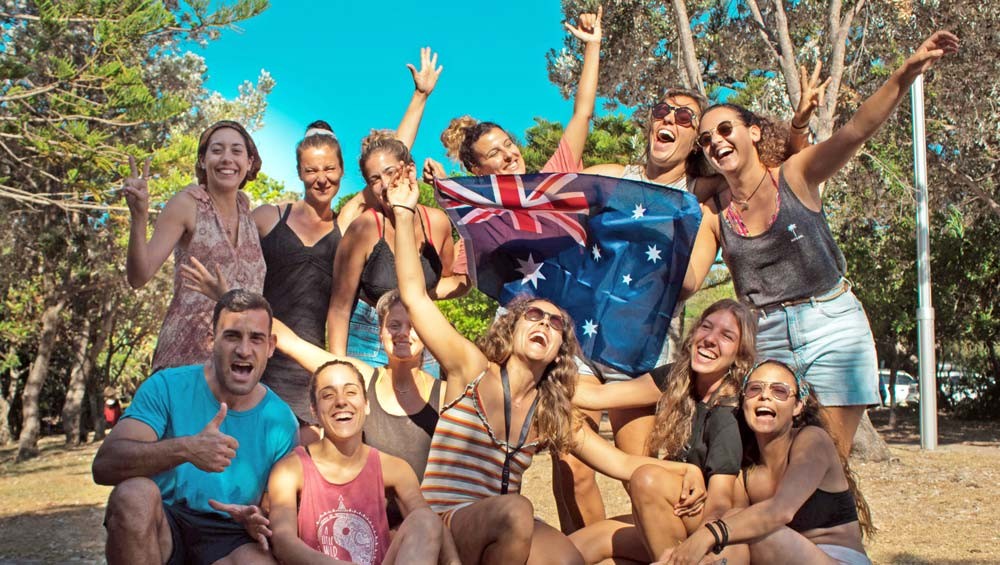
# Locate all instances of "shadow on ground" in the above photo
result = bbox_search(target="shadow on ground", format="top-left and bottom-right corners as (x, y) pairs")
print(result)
(0, 503), (106, 562)
(869, 405), (1000, 446)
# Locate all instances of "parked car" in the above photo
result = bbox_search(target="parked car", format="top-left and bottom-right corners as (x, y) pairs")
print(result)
(878, 369), (918, 406)
(937, 363), (981, 403)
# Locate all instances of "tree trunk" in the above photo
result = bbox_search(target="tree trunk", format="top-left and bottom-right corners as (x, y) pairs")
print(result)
(61, 317), (92, 446)
(0, 347), (24, 446)
(850, 411), (891, 462)
(15, 298), (66, 462)
(62, 300), (114, 445)
(670, 0), (704, 93)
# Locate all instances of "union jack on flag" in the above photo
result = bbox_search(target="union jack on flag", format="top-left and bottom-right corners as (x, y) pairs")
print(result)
(436, 173), (590, 245)
(435, 173), (702, 375)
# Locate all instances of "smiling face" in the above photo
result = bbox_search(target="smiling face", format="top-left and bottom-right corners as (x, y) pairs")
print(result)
(199, 127), (253, 192)
(689, 309), (742, 378)
(697, 107), (761, 175)
(362, 149), (412, 205)
(647, 95), (701, 171)
(210, 308), (275, 397)
(312, 363), (369, 440)
(380, 303), (425, 361)
(298, 145), (343, 206)
(742, 362), (803, 435)
(470, 127), (525, 175)
(511, 300), (566, 365)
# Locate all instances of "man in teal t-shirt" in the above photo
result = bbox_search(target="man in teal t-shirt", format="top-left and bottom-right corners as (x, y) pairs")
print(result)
(94, 290), (298, 565)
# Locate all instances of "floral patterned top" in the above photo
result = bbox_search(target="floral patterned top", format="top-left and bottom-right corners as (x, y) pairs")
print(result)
(151, 185), (265, 371)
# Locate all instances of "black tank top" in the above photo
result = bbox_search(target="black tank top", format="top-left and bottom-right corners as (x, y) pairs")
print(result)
(715, 169), (846, 307)
(260, 204), (340, 423)
(363, 368), (441, 528)
(357, 207), (443, 305)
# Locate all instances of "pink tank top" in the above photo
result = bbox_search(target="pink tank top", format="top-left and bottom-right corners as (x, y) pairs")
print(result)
(295, 445), (390, 565)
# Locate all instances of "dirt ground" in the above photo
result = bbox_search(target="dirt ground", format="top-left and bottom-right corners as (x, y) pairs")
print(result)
(1, 407), (998, 564)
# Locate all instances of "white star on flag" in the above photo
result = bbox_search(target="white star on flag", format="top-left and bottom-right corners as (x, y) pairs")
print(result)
(582, 319), (599, 337)
(516, 254), (547, 288)
(645, 244), (662, 263)
(622, 274), (633, 285)
(591, 244), (601, 261)
(631, 203), (646, 219)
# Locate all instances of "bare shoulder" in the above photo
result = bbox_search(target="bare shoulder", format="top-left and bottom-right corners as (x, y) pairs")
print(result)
(251, 203), (282, 236)
(792, 425), (837, 454)
(581, 163), (626, 177)
(691, 175), (727, 204)
(378, 450), (418, 486)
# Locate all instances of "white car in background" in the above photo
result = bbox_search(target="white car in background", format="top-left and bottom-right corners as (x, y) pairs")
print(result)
(878, 369), (918, 406)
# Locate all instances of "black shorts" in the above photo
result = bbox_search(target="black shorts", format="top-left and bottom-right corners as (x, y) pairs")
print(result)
(162, 503), (256, 565)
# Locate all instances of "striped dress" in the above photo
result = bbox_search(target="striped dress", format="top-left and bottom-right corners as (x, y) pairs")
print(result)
(420, 373), (540, 522)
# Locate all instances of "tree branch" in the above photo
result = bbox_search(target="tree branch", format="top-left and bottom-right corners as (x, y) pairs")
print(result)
(670, 0), (705, 94)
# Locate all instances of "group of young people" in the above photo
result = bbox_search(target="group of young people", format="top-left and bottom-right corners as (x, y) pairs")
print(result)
(97, 7), (959, 563)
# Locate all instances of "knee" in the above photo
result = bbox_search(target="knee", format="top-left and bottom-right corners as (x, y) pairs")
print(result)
(494, 494), (535, 536)
(403, 507), (442, 544)
(546, 545), (585, 565)
(106, 478), (162, 529)
(629, 464), (676, 504)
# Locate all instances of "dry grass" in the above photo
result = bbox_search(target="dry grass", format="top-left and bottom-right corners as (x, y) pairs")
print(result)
(0, 408), (997, 564)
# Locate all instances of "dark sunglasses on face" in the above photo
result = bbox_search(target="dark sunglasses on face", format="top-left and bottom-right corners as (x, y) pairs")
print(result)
(697, 120), (739, 149)
(743, 380), (795, 402)
(651, 102), (698, 128)
(522, 306), (566, 332)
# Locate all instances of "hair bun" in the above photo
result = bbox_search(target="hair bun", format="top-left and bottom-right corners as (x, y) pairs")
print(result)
(441, 116), (478, 161)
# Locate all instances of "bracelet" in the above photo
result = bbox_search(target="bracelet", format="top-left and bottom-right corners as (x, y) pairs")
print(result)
(704, 522), (722, 554)
(716, 519), (730, 551)
(391, 204), (416, 213)
(790, 119), (809, 130)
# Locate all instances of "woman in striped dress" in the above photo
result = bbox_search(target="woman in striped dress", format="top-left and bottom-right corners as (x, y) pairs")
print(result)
(387, 171), (708, 564)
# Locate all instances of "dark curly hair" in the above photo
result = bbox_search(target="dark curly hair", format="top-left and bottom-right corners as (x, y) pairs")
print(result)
(441, 116), (511, 173)
(476, 296), (582, 454)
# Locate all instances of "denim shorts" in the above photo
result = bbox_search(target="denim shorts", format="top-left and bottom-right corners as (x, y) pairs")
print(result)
(755, 286), (879, 407)
(347, 300), (441, 378)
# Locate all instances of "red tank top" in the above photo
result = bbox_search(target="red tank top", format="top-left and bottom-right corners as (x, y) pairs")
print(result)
(295, 445), (391, 565)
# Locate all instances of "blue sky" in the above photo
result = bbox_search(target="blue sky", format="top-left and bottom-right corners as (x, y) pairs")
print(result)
(194, 1), (613, 197)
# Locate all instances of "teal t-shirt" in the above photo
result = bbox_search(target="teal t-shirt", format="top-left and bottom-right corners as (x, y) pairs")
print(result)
(123, 364), (298, 515)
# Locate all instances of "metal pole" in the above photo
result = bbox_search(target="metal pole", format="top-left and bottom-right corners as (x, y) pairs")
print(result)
(911, 75), (937, 450)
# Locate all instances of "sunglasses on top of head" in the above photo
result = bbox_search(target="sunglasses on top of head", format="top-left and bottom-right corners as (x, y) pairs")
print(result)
(522, 306), (566, 332)
(697, 121), (744, 149)
(651, 102), (698, 128)
(743, 380), (796, 402)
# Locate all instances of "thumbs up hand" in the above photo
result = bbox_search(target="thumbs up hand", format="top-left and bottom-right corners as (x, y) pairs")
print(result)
(186, 403), (239, 472)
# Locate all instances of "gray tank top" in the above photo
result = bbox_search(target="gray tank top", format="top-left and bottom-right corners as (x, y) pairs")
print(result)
(716, 169), (846, 307)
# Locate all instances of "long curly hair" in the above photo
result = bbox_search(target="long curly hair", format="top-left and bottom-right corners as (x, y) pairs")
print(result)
(476, 296), (582, 454)
(742, 361), (877, 539)
(647, 299), (757, 459)
(700, 103), (792, 168)
(441, 116), (509, 173)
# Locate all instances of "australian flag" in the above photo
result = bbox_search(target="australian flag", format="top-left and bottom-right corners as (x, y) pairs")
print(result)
(435, 172), (702, 375)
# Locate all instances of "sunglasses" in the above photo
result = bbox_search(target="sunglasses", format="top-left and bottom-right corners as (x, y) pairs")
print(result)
(743, 381), (796, 402)
(697, 120), (739, 149)
(651, 102), (698, 128)
(522, 306), (566, 332)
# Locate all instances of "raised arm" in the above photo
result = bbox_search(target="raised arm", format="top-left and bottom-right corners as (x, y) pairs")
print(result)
(272, 318), (374, 382)
(573, 373), (661, 410)
(784, 61), (830, 156)
(124, 156), (194, 288)
(396, 47), (443, 149)
(788, 31), (959, 198)
(268, 454), (352, 565)
(561, 7), (603, 162)
(326, 218), (373, 356)
(680, 203), (721, 299)
(386, 170), (487, 386)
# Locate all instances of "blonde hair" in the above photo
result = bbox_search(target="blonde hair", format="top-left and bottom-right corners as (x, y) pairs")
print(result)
(358, 130), (414, 183)
(476, 296), (582, 454)
(647, 299), (757, 459)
